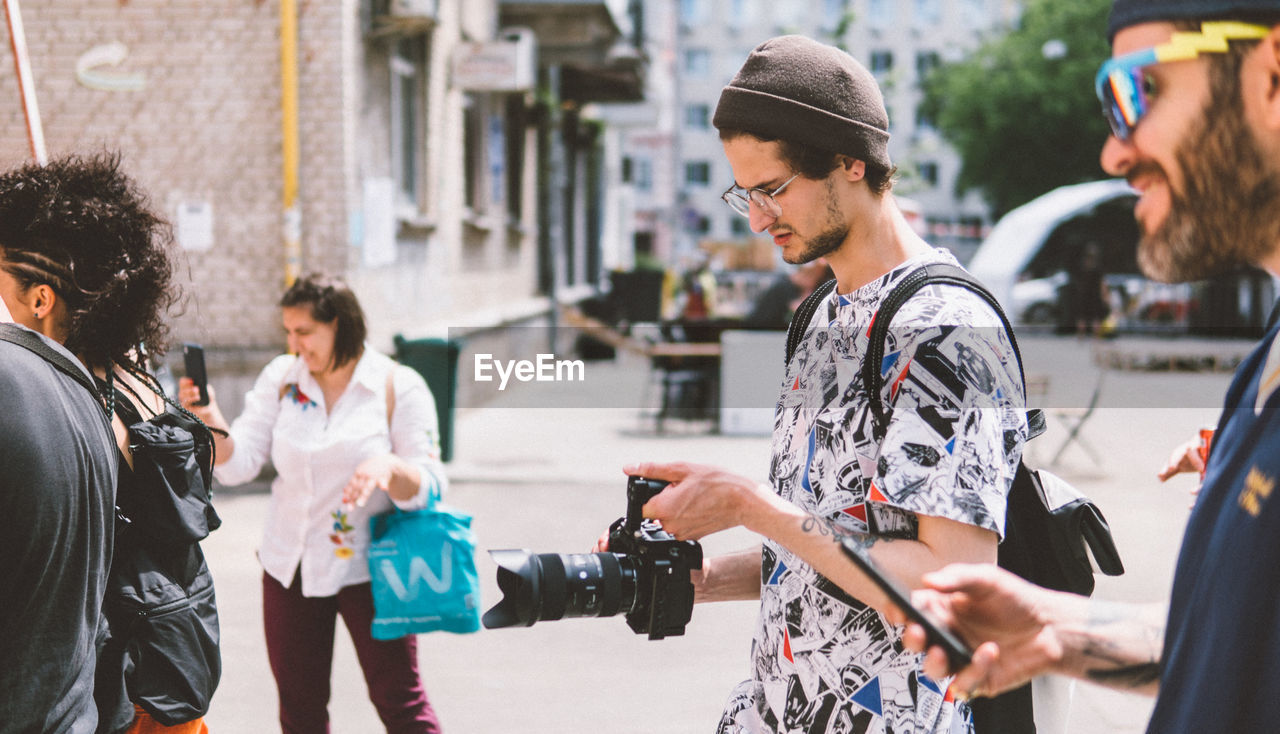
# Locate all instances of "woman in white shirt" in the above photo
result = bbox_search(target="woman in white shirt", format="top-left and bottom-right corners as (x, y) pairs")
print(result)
(181, 273), (447, 733)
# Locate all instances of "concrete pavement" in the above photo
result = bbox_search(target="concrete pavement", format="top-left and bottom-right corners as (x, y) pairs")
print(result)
(200, 334), (1248, 732)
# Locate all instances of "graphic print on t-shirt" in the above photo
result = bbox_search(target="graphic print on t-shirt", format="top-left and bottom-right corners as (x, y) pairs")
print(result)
(728, 249), (1026, 734)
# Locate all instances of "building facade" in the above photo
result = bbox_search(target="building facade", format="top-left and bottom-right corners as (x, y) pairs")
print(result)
(671, 0), (1021, 257)
(1, 0), (643, 408)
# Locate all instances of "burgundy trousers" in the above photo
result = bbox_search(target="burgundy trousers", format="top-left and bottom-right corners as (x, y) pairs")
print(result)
(262, 572), (442, 734)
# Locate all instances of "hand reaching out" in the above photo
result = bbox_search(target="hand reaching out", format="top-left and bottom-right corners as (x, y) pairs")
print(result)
(342, 454), (397, 508)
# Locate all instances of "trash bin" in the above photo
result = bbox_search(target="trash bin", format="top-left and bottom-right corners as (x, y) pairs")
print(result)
(393, 335), (461, 463)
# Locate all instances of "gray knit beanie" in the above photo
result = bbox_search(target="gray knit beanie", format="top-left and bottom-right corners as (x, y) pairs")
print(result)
(713, 35), (891, 170)
(1109, 0), (1280, 40)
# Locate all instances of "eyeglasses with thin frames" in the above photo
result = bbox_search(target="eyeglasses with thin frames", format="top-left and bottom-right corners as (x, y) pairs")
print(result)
(721, 172), (801, 219)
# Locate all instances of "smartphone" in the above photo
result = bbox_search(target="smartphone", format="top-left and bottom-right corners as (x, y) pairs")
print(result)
(839, 536), (973, 670)
(182, 343), (210, 406)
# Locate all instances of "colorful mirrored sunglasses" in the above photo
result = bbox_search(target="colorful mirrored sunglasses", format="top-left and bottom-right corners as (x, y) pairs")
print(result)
(1095, 21), (1269, 141)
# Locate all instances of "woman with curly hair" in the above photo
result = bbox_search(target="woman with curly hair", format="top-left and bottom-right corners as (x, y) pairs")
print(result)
(0, 151), (218, 734)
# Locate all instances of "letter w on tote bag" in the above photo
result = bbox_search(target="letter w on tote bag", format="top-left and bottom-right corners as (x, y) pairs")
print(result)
(378, 544), (454, 600)
(368, 489), (482, 640)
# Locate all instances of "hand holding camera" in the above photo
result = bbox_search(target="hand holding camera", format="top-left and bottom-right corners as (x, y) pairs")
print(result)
(482, 476), (703, 640)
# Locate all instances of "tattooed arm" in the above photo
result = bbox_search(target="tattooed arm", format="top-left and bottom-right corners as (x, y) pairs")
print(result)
(898, 563), (1165, 699)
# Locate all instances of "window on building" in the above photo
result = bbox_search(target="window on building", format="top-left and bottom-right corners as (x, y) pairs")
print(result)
(390, 36), (427, 210)
(685, 161), (711, 187)
(684, 48), (711, 77)
(463, 95), (481, 211)
(914, 0), (941, 27)
(915, 105), (937, 133)
(728, 0), (758, 31)
(680, 0), (708, 27)
(915, 51), (940, 82)
(730, 216), (752, 237)
(775, 2), (805, 29)
(870, 50), (894, 74)
(820, 0), (848, 30)
(635, 157), (653, 193)
(504, 95), (526, 221)
(684, 103), (710, 130)
(963, 0), (988, 28)
(918, 161), (939, 186)
(868, 0), (896, 28)
(461, 93), (519, 219)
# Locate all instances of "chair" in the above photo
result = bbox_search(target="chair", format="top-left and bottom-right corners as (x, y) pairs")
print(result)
(1049, 368), (1106, 468)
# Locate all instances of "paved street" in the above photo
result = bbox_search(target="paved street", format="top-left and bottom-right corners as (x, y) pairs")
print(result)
(201, 334), (1247, 733)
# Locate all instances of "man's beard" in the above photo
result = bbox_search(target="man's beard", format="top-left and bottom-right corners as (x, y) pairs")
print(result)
(783, 179), (849, 265)
(1138, 95), (1280, 283)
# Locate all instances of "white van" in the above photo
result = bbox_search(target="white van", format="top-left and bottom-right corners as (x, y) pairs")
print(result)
(967, 179), (1142, 328)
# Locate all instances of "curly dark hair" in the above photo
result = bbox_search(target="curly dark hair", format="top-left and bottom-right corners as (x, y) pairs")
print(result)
(0, 151), (178, 370)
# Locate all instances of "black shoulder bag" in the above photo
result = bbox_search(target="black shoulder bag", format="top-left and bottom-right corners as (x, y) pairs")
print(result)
(786, 264), (1125, 732)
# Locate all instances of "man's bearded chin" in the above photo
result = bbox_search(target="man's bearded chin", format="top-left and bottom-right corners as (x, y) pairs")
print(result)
(1137, 102), (1280, 284)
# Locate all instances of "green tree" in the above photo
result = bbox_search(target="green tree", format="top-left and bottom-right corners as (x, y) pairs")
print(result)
(921, 0), (1113, 218)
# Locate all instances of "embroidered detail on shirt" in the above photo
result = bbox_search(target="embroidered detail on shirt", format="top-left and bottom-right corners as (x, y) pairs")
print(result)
(1239, 467), (1275, 518)
(283, 383), (318, 410)
(330, 508), (356, 558)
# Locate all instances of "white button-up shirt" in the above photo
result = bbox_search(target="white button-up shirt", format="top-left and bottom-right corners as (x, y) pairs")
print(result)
(215, 348), (447, 597)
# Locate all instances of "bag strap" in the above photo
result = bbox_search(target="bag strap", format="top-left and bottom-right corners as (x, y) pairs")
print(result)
(0, 323), (109, 417)
(857, 263), (1041, 438)
(785, 277), (838, 365)
(385, 365), (396, 428)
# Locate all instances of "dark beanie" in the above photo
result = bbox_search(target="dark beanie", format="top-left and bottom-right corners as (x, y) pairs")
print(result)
(1109, 0), (1280, 40)
(713, 35), (891, 170)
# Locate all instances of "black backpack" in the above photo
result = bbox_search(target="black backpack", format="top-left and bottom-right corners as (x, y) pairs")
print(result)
(786, 263), (1125, 732)
(91, 375), (223, 731)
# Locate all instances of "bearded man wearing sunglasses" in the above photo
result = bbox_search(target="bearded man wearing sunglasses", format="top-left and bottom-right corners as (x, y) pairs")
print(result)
(898, 2), (1280, 732)
(617, 35), (1028, 734)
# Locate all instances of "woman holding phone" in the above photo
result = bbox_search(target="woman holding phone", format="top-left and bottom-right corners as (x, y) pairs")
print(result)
(180, 273), (447, 734)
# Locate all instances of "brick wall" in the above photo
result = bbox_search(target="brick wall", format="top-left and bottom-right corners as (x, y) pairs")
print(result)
(0, 0), (349, 356)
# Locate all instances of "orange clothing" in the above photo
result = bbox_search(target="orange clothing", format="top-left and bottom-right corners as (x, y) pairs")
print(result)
(124, 707), (208, 734)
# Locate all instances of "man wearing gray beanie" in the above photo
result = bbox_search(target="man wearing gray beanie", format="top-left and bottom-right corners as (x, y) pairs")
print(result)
(900, 3), (1280, 733)
(623, 35), (1027, 734)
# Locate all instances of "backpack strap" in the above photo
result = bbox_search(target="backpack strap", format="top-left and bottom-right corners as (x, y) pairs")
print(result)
(0, 323), (108, 417)
(858, 263), (1041, 438)
(785, 277), (838, 366)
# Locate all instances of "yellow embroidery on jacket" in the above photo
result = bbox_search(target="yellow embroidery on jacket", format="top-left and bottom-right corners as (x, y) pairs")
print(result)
(1239, 468), (1275, 517)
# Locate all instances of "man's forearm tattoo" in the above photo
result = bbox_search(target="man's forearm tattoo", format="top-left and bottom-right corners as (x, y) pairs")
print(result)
(801, 513), (880, 550)
(1078, 601), (1164, 690)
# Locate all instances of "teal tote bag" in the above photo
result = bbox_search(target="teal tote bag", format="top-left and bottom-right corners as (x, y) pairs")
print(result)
(368, 492), (481, 640)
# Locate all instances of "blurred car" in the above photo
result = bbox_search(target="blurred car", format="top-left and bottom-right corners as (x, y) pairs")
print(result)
(968, 180), (1274, 335)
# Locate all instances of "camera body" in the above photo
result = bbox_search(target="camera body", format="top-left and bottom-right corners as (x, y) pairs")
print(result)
(605, 477), (703, 639)
(481, 476), (703, 640)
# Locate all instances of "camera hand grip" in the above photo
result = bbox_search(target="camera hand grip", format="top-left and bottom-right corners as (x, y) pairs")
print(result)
(625, 476), (670, 531)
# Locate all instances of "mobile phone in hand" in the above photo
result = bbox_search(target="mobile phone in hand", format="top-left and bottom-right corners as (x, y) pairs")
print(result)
(839, 536), (973, 670)
(182, 342), (210, 406)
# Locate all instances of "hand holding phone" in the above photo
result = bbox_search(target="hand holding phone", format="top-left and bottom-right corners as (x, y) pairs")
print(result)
(183, 343), (210, 406)
(839, 536), (973, 671)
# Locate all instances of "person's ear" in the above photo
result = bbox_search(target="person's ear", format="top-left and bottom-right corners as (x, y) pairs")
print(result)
(840, 156), (866, 182)
(29, 283), (58, 320)
(1254, 25), (1280, 132)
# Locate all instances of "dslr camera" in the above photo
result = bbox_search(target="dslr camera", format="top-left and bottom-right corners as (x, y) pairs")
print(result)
(481, 476), (703, 640)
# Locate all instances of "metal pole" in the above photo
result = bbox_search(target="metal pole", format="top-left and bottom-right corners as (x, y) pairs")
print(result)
(4, 0), (47, 165)
(280, 0), (301, 287)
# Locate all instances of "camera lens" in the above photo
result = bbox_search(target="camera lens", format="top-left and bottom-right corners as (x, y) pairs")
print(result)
(481, 550), (639, 629)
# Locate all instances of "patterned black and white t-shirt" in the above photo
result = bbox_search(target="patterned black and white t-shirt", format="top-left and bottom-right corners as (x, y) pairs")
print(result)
(718, 248), (1027, 734)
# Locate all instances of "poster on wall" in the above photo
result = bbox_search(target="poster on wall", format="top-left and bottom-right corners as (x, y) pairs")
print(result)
(362, 177), (397, 267)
